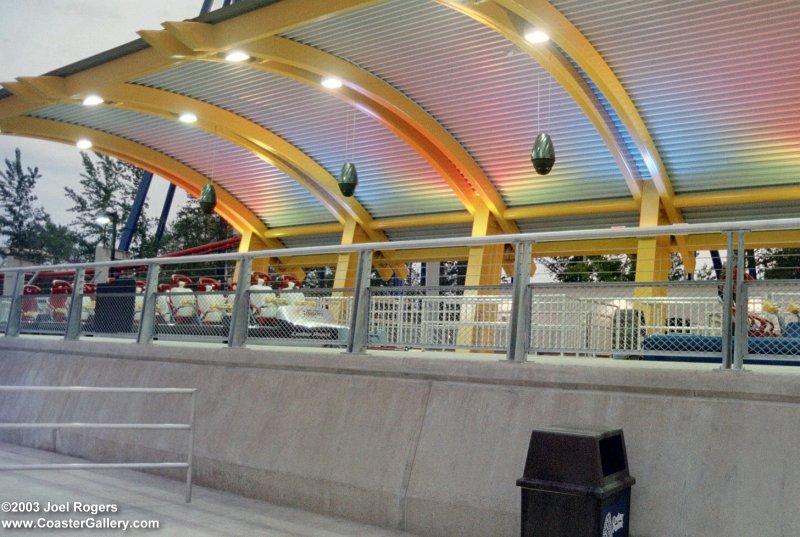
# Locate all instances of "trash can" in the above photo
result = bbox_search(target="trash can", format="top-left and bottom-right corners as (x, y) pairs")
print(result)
(516, 425), (635, 537)
(94, 278), (136, 333)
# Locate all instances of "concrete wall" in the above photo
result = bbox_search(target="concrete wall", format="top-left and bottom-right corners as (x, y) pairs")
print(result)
(1, 338), (799, 537)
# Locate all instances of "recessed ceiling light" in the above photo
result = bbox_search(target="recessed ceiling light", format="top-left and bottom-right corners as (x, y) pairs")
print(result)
(82, 95), (104, 106)
(225, 50), (250, 62)
(321, 77), (343, 89)
(524, 29), (550, 44)
(76, 138), (93, 149)
(178, 112), (198, 124)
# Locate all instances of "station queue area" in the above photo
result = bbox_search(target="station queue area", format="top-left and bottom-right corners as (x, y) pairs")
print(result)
(2, 0), (800, 535)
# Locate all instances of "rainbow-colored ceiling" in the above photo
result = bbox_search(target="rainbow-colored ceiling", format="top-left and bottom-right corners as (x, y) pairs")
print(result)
(1, 0), (798, 249)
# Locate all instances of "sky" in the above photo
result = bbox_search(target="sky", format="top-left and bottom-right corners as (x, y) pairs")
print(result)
(0, 0), (216, 227)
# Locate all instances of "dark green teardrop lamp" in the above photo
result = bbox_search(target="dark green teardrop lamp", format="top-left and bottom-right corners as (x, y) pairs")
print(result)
(199, 183), (217, 214)
(531, 132), (555, 175)
(338, 162), (358, 197)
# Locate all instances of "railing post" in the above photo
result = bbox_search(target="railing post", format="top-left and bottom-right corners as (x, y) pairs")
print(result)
(507, 241), (533, 362)
(185, 390), (196, 503)
(721, 231), (735, 369)
(4, 271), (26, 338)
(346, 249), (373, 354)
(64, 268), (86, 341)
(733, 231), (748, 369)
(228, 257), (253, 348)
(137, 263), (161, 344)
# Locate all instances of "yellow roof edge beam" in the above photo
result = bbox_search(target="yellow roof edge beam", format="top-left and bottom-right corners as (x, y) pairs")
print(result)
(0, 116), (282, 249)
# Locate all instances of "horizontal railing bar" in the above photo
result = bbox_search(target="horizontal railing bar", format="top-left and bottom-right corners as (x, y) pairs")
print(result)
(0, 217), (796, 274)
(529, 281), (722, 288)
(0, 386), (195, 394)
(372, 284), (510, 292)
(0, 462), (189, 471)
(0, 423), (190, 430)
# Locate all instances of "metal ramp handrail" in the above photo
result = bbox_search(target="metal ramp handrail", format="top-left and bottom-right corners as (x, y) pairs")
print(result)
(0, 386), (197, 502)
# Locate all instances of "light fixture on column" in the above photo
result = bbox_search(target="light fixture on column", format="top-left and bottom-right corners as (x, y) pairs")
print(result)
(95, 211), (118, 261)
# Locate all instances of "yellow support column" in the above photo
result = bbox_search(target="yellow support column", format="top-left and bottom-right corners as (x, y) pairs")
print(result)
(634, 182), (672, 333)
(233, 231), (270, 287)
(331, 219), (372, 324)
(458, 208), (506, 349)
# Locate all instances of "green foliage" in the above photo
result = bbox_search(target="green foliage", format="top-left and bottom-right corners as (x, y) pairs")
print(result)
(0, 149), (48, 257)
(759, 248), (800, 279)
(0, 149), (240, 269)
(541, 255), (636, 282)
(155, 197), (235, 280)
(23, 221), (85, 264)
(64, 152), (153, 259)
(156, 198), (233, 253)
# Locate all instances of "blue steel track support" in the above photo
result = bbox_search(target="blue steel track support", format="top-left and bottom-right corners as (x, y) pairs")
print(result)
(117, 172), (153, 252)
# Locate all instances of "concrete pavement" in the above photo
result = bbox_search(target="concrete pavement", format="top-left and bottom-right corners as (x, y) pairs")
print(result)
(0, 442), (415, 537)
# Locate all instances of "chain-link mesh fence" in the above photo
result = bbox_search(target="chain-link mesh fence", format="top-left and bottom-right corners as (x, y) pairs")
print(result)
(17, 278), (74, 337)
(246, 287), (353, 347)
(5, 223), (800, 366)
(742, 280), (800, 362)
(530, 281), (724, 358)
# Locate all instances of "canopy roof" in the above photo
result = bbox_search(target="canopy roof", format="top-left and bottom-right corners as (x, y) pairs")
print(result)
(1, 0), (798, 250)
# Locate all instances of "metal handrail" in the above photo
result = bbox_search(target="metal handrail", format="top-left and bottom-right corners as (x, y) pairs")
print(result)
(0, 217), (791, 274)
(0, 219), (792, 366)
(0, 386), (197, 502)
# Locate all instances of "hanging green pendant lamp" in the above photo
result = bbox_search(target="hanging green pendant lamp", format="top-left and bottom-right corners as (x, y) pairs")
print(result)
(338, 162), (358, 197)
(199, 183), (217, 214)
(531, 133), (555, 175)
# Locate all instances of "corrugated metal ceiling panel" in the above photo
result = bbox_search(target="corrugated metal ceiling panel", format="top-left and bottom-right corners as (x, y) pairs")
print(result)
(551, 0), (800, 194)
(383, 223), (473, 242)
(280, 233), (342, 249)
(282, 0), (631, 208)
(517, 212), (640, 233)
(683, 203), (800, 225)
(135, 61), (464, 219)
(25, 104), (334, 229)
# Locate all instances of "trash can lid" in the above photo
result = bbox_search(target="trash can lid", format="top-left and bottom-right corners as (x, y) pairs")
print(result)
(518, 425), (632, 492)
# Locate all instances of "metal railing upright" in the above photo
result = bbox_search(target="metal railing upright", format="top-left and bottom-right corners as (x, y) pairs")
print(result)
(4, 217), (800, 367)
(0, 386), (197, 502)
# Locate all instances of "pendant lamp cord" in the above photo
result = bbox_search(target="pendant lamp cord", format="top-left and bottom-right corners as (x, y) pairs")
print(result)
(536, 70), (540, 133)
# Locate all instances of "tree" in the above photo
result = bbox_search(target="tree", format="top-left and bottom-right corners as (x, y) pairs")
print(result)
(157, 197), (233, 254)
(757, 248), (800, 279)
(24, 220), (85, 265)
(0, 148), (48, 257)
(155, 197), (235, 280)
(64, 152), (153, 259)
(541, 255), (636, 282)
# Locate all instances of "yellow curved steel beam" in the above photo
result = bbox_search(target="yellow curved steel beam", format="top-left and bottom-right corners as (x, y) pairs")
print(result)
(7, 75), (409, 252)
(487, 0), (681, 222)
(437, 0), (642, 201)
(104, 84), (372, 226)
(158, 23), (517, 233)
(246, 36), (519, 234)
(675, 186), (800, 209)
(97, 84), (408, 271)
(443, 0), (693, 262)
(8, 76), (356, 227)
(0, 116), (283, 248)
